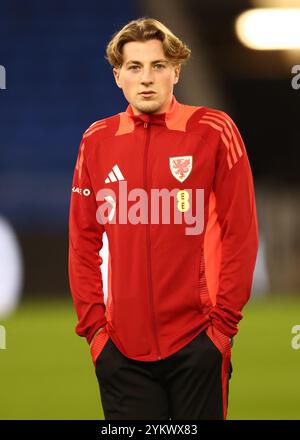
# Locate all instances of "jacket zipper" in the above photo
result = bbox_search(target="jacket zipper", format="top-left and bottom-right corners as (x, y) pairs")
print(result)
(143, 121), (162, 360)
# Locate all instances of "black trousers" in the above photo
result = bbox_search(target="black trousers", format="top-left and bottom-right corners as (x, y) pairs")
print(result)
(95, 329), (232, 420)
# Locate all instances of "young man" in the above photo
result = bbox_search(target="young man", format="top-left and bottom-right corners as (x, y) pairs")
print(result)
(68, 18), (259, 420)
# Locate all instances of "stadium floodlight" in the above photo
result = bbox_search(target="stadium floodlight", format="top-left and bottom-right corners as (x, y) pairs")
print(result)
(252, 0), (300, 7)
(235, 8), (300, 50)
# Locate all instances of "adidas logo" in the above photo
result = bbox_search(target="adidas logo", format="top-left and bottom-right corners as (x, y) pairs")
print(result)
(105, 164), (125, 183)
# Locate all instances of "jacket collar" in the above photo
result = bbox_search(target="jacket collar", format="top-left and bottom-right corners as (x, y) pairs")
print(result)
(125, 95), (180, 126)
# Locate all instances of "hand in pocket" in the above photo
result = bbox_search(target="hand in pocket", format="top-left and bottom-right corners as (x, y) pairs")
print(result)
(205, 324), (232, 355)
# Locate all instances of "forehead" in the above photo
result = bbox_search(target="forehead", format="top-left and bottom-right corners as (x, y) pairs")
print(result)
(122, 39), (167, 63)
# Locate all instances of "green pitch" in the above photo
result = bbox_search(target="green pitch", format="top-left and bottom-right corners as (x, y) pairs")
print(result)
(0, 294), (299, 419)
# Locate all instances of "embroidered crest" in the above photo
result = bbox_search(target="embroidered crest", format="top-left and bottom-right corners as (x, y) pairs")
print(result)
(169, 156), (193, 183)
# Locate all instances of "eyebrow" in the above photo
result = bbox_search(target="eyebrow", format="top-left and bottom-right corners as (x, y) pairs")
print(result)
(125, 59), (168, 66)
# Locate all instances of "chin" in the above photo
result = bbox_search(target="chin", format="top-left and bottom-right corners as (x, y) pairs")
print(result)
(138, 103), (161, 114)
(132, 98), (161, 114)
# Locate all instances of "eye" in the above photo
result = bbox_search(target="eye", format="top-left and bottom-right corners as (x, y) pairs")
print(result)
(154, 64), (165, 69)
(129, 65), (140, 70)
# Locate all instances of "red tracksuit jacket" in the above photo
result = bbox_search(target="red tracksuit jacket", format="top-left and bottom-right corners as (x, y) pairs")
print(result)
(68, 95), (259, 363)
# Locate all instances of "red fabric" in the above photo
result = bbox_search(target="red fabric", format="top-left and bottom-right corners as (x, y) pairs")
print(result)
(90, 326), (109, 367)
(68, 95), (258, 362)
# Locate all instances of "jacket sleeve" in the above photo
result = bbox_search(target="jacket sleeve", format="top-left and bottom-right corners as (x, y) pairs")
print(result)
(68, 135), (107, 345)
(208, 112), (259, 338)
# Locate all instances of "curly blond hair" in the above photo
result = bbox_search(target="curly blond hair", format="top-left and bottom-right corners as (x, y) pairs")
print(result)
(106, 17), (191, 68)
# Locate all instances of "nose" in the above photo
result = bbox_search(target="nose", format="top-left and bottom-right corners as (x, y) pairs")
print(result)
(140, 67), (154, 85)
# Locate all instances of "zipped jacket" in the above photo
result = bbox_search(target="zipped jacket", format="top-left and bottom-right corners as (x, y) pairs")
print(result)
(68, 95), (259, 364)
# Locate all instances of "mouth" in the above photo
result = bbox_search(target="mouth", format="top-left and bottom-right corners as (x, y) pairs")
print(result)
(139, 91), (156, 98)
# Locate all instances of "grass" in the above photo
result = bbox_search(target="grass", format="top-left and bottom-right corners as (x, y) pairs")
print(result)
(0, 297), (101, 420)
(228, 294), (300, 419)
(0, 294), (299, 419)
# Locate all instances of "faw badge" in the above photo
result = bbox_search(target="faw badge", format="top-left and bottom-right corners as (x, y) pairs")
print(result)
(169, 156), (193, 183)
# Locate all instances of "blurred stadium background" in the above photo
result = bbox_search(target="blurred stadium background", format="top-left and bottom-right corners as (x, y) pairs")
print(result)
(0, 0), (300, 419)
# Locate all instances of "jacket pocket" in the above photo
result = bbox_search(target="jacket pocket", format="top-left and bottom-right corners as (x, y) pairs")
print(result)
(205, 324), (231, 355)
(90, 325), (110, 368)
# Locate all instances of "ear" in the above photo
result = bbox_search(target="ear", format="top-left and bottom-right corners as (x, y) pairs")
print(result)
(173, 64), (181, 85)
(113, 67), (122, 88)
